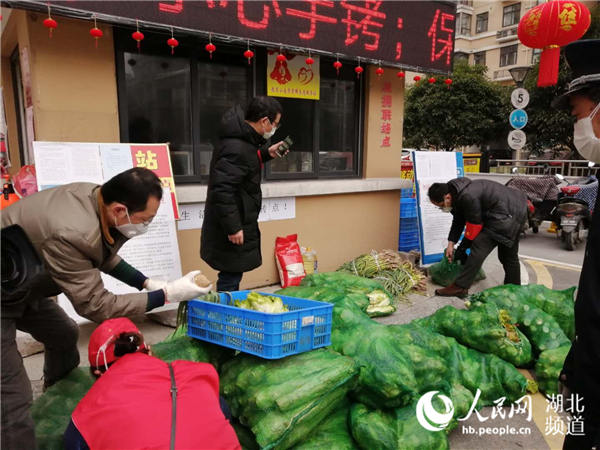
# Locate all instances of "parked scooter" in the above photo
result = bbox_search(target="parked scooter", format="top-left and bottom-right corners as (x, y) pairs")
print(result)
(505, 167), (561, 234)
(553, 173), (596, 251)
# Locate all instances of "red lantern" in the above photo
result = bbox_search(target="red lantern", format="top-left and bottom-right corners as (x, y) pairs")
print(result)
(376, 67), (384, 76)
(167, 37), (179, 55)
(413, 75), (421, 81)
(132, 30), (144, 49)
(518, 1), (591, 87)
(355, 65), (364, 78)
(306, 56), (314, 65)
(43, 4), (57, 38)
(428, 77), (436, 84)
(276, 53), (286, 62)
(43, 17), (57, 38)
(444, 78), (453, 85)
(90, 27), (103, 47)
(205, 42), (216, 59)
(244, 49), (254, 64)
(397, 71), (405, 78)
(333, 60), (342, 75)
(89, 16), (102, 48)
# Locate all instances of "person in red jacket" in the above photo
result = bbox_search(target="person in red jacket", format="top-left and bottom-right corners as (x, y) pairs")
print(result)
(64, 318), (240, 450)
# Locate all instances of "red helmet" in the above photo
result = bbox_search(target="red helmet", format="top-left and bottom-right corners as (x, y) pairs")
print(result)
(88, 318), (146, 369)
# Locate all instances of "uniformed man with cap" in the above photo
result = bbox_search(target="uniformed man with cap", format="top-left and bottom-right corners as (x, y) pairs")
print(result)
(553, 39), (600, 450)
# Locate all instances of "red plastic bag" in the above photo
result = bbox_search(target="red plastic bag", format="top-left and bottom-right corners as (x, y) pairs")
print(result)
(275, 234), (306, 288)
(13, 165), (38, 198)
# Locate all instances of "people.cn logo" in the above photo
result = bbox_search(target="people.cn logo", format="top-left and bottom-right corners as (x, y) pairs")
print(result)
(416, 391), (455, 432)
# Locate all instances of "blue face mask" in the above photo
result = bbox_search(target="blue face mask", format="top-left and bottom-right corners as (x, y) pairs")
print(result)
(115, 209), (150, 238)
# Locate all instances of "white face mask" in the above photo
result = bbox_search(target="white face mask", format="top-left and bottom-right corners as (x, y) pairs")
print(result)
(441, 206), (453, 213)
(115, 208), (150, 238)
(262, 120), (277, 140)
(574, 102), (600, 163)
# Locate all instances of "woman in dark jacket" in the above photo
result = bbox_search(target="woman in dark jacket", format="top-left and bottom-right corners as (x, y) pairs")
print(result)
(201, 96), (284, 291)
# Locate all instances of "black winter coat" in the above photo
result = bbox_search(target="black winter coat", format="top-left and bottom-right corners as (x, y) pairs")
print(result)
(201, 106), (273, 273)
(447, 177), (528, 247)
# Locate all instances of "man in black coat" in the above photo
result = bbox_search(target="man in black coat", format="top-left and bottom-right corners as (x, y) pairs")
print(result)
(428, 177), (528, 297)
(201, 96), (285, 291)
(553, 39), (600, 450)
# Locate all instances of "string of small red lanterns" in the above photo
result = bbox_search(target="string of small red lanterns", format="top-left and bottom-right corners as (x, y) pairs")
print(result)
(41, 12), (451, 86)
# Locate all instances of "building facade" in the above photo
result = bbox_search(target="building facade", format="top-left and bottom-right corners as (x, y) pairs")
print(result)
(1, 2), (455, 288)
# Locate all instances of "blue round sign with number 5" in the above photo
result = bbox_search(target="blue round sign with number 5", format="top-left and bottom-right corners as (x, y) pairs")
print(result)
(509, 109), (528, 130)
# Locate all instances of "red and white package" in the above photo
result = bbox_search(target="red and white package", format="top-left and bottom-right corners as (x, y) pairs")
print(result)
(275, 234), (306, 288)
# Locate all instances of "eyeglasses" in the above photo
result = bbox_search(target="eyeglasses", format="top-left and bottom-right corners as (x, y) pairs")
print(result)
(265, 118), (281, 129)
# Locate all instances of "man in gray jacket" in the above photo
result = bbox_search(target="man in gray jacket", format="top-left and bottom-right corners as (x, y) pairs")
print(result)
(1, 167), (210, 448)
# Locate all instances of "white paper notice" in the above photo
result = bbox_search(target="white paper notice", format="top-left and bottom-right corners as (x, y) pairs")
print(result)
(177, 197), (296, 231)
(99, 144), (134, 181)
(412, 151), (460, 264)
(417, 178), (455, 256)
(33, 142), (104, 190)
(177, 203), (205, 230)
(413, 151), (457, 180)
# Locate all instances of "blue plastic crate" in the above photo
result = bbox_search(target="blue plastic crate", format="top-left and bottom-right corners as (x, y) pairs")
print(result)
(399, 217), (419, 233)
(401, 188), (414, 198)
(399, 242), (420, 251)
(187, 291), (333, 359)
(400, 198), (417, 218)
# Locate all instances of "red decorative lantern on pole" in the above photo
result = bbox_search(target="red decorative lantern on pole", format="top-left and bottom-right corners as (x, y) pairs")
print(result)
(444, 78), (453, 86)
(428, 77), (436, 84)
(413, 75), (421, 82)
(243, 40), (254, 65)
(43, 4), (57, 38)
(89, 16), (103, 48)
(518, 0), (591, 87)
(167, 28), (178, 55)
(397, 71), (405, 78)
(375, 65), (384, 77)
(205, 34), (216, 59)
(132, 20), (144, 51)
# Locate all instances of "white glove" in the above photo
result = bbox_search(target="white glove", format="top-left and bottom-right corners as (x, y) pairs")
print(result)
(164, 270), (212, 303)
(144, 278), (168, 292)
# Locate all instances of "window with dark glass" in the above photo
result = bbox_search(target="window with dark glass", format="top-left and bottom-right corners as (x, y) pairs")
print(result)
(454, 52), (469, 63)
(456, 13), (472, 36)
(500, 44), (518, 67)
(503, 3), (521, 27)
(266, 59), (361, 179)
(115, 29), (362, 183)
(473, 51), (486, 66)
(475, 12), (488, 33)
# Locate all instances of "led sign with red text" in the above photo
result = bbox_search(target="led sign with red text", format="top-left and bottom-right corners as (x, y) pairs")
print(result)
(56, 1), (455, 72)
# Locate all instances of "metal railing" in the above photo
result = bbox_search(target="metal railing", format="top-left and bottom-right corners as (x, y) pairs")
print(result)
(491, 159), (598, 177)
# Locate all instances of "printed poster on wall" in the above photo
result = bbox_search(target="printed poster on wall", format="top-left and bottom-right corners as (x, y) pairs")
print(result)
(267, 52), (320, 100)
(412, 151), (464, 265)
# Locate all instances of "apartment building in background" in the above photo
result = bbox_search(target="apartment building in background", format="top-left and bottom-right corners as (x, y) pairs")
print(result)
(454, 0), (599, 85)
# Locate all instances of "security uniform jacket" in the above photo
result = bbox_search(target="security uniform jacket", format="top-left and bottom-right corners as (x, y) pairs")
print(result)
(201, 105), (273, 273)
(1, 183), (149, 321)
(447, 177), (528, 246)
